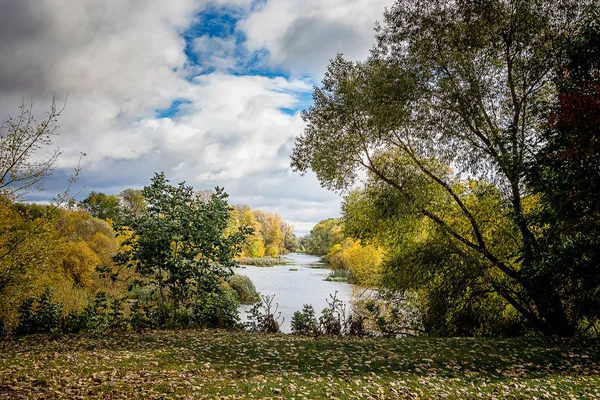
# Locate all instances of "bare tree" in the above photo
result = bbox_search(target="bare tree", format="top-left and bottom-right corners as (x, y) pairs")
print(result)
(0, 96), (65, 199)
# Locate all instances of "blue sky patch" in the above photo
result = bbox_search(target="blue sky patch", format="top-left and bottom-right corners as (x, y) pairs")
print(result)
(156, 99), (192, 119)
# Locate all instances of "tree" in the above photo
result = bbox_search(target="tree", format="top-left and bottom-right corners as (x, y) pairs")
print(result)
(525, 10), (600, 333)
(343, 174), (525, 336)
(328, 238), (383, 286)
(291, 0), (596, 335)
(302, 218), (344, 256)
(234, 205), (266, 258)
(114, 172), (249, 326)
(0, 98), (63, 199)
(119, 189), (146, 219)
(282, 223), (300, 253)
(254, 210), (286, 257)
(56, 210), (119, 288)
(79, 191), (122, 222)
(0, 99), (83, 331)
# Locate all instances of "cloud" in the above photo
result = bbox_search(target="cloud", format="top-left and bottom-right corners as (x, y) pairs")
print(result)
(239, 0), (393, 77)
(0, 0), (396, 234)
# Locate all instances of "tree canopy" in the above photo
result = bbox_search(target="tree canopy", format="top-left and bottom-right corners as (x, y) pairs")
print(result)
(114, 172), (249, 326)
(292, 0), (599, 336)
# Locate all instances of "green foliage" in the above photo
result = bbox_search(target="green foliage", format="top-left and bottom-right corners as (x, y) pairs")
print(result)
(344, 177), (526, 336)
(79, 192), (122, 222)
(194, 290), (240, 329)
(16, 287), (63, 335)
(235, 256), (289, 267)
(119, 189), (146, 219)
(301, 218), (344, 256)
(525, 11), (600, 333)
(291, 0), (597, 336)
(318, 293), (346, 336)
(290, 305), (319, 335)
(227, 274), (260, 304)
(323, 269), (352, 282)
(114, 172), (249, 327)
(65, 292), (129, 334)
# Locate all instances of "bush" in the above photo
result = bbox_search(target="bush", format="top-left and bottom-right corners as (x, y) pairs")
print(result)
(319, 293), (346, 335)
(291, 305), (318, 335)
(227, 274), (260, 304)
(246, 295), (283, 333)
(194, 290), (240, 329)
(324, 269), (352, 282)
(65, 292), (130, 334)
(236, 257), (289, 267)
(16, 287), (63, 335)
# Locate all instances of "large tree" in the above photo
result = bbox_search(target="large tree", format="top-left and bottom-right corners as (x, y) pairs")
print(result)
(292, 0), (597, 336)
(114, 173), (249, 326)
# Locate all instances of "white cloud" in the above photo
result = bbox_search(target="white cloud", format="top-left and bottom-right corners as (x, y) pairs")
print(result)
(239, 0), (394, 77)
(2, 0), (387, 233)
(193, 36), (238, 72)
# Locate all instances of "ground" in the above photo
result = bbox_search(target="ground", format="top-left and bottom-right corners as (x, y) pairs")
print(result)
(1, 330), (599, 399)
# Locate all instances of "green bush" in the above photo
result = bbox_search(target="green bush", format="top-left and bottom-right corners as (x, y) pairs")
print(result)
(65, 292), (130, 334)
(291, 305), (318, 335)
(194, 290), (240, 329)
(236, 257), (289, 267)
(16, 287), (63, 335)
(227, 274), (260, 304)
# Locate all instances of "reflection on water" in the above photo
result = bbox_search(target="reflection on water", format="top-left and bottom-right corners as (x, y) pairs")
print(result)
(235, 253), (355, 333)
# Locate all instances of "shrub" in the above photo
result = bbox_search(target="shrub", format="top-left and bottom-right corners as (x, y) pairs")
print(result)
(16, 287), (63, 335)
(291, 305), (319, 335)
(227, 274), (260, 304)
(319, 293), (345, 335)
(246, 295), (283, 333)
(194, 290), (240, 329)
(65, 292), (130, 334)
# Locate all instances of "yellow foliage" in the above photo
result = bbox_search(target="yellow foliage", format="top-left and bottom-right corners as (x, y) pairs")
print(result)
(264, 245), (278, 258)
(61, 240), (100, 287)
(329, 239), (383, 286)
(89, 231), (119, 265)
(243, 236), (265, 258)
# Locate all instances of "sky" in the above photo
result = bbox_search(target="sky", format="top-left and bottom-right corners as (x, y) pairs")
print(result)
(0, 0), (393, 235)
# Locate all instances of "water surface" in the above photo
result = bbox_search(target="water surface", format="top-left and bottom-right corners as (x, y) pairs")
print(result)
(235, 253), (355, 332)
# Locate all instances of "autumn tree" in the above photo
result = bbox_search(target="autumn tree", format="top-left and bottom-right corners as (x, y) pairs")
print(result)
(0, 98), (63, 199)
(525, 10), (600, 332)
(328, 238), (383, 286)
(0, 98), (83, 331)
(56, 210), (119, 287)
(254, 210), (286, 257)
(234, 205), (265, 257)
(291, 0), (597, 335)
(302, 218), (344, 256)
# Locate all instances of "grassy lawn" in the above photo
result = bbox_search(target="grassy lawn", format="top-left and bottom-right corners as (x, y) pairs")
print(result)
(1, 330), (599, 399)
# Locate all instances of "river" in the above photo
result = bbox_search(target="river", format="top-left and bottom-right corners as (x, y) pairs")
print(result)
(234, 253), (356, 333)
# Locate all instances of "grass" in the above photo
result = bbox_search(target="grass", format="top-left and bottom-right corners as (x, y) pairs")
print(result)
(236, 257), (290, 267)
(1, 330), (599, 399)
